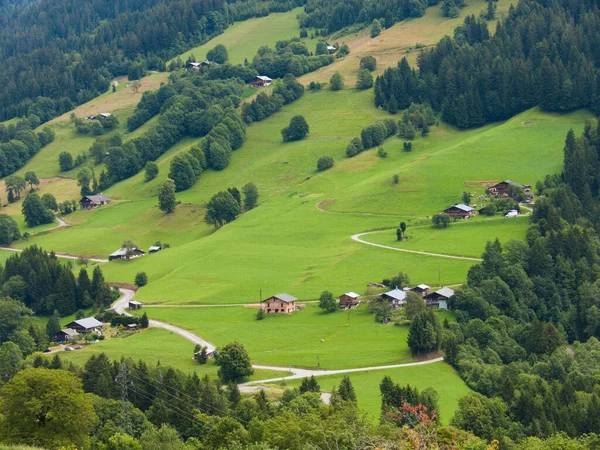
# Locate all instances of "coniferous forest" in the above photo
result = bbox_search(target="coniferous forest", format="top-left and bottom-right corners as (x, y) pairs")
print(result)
(0, 0), (303, 122)
(374, 0), (600, 127)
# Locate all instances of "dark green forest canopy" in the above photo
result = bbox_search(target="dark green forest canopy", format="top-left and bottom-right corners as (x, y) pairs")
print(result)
(374, 0), (600, 127)
(0, 0), (303, 122)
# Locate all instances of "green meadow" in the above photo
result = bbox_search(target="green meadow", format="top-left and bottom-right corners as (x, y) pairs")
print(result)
(16, 87), (591, 304)
(52, 327), (286, 381)
(175, 8), (315, 65)
(282, 362), (470, 424)
(363, 216), (530, 258)
(142, 304), (440, 370)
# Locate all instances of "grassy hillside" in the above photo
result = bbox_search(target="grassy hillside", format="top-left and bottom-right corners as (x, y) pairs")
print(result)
(175, 7), (314, 65)
(15, 87), (591, 303)
(138, 303), (423, 369)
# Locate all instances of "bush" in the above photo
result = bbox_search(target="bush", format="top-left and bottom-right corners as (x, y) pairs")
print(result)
(432, 213), (451, 228)
(360, 56), (377, 72)
(317, 156), (334, 172)
(281, 115), (309, 142)
(256, 308), (265, 320)
(329, 72), (344, 90)
(377, 147), (387, 158)
(134, 272), (148, 287)
(144, 161), (159, 182)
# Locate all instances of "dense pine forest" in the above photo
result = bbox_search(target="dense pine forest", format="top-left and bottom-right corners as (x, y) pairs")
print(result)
(374, 0), (600, 127)
(0, 0), (303, 122)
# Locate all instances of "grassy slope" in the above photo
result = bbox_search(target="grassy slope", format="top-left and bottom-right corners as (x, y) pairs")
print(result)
(175, 8), (313, 65)
(54, 327), (286, 381)
(282, 362), (470, 424)
(18, 89), (591, 302)
(364, 216), (530, 258)
(138, 304), (420, 370)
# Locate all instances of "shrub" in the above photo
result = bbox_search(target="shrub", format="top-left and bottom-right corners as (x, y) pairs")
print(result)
(377, 147), (388, 158)
(317, 156), (334, 172)
(360, 56), (377, 72)
(134, 272), (148, 287)
(329, 72), (344, 90)
(281, 115), (309, 142)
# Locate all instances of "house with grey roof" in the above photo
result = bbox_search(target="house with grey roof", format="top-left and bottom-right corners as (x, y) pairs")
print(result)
(264, 293), (297, 313)
(381, 288), (407, 310)
(443, 204), (475, 219)
(410, 284), (431, 297)
(80, 194), (112, 210)
(54, 328), (79, 342)
(425, 287), (454, 310)
(109, 247), (145, 261)
(250, 75), (272, 88)
(338, 291), (361, 309)
(65, 317), (103, 334)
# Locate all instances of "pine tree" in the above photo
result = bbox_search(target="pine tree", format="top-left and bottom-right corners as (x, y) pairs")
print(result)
(140, 312), (149, 329)
(337, 376), (356, 402)
(46, 310), (61, 340)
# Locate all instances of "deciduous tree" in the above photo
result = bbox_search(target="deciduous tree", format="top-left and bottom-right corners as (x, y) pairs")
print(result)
(157, 178), (177, 213)
(216, 342), (253, 382)
(318, 290), (337, 312)
(242, 182), (258, 210)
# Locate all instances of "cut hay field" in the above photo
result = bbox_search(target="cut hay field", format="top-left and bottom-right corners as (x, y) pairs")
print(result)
(175, 7), (315, 65)
(281, 361), (470, 424)
(53, 327), (287, 381)
(363, 216), (530, 258)
(142, 303), (438, 370)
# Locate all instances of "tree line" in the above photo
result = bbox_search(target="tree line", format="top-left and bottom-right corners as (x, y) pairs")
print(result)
(374, 1), (600, 128)
(297, 0), (436, 34)
(0, 118), (54, 178)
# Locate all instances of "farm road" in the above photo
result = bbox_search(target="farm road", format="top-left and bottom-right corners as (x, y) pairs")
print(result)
(351, 231), (483, 262)
(0, 242), (108, 263)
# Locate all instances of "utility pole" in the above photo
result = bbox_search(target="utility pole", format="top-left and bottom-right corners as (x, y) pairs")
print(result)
(117, 361), (132, 435)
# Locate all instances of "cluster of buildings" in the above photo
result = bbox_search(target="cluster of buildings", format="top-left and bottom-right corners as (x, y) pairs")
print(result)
(83, 112), (112, 121)
(54, 317), (103, 343)
(262, 284), (454, 314)
(109, 244), (161, 261)
(442, 180), (532, 219)
(184, 59), (272, 88)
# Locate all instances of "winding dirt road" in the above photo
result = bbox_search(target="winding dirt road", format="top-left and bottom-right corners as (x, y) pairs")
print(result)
(351, 231), (483, 261)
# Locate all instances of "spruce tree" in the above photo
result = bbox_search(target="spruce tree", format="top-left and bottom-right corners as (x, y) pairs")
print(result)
(337, 376), (357, 402)
(46, 310), (61, 340)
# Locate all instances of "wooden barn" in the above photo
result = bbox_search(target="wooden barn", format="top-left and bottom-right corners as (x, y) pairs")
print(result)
(65, 317), (103, 334)
(129, 301), (143, 310)
(443, 204), (474, 219)
(80, 194), (111, 210)
(250, 75), (272, 88)
(488, 180), (532, 198)
(54, 328), (79, 342)
(263, 293), (297, 313)
(338, 292), (360, 309)
(410, 284), (431, 297)
(381, 288), (407, 310)
(109, 247), (146, 261)
(425, 287), (454, 310)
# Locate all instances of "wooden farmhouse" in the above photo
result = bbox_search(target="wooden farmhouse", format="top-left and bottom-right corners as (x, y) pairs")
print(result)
(80, 194), (112, 210)
(250, 75), (272, 88)
(410, 284), (431, 297)
(443, 204), (474, 219)
(263, 293), (297, 313)
(488, 180), (532, 198)
(425, 287), (454, 310)
(66, 317), (102, 334)
(54, 328), (79, 342)
(381, 288), (407, 310)
(185, 61), (201, 70)
(338, 292), (360, 309)
(109, 247), (146, 261)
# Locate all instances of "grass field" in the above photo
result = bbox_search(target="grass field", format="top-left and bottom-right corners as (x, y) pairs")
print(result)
(281, 362), (470, 424)
(175, 8), (314, 66)
(363, 216), (530, 258)
(141, 304), (445, 369)
(53, 327), (288, 381)
(15, 87), (591, 303)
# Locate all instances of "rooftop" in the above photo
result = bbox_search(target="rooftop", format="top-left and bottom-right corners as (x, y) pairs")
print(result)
(110, 247), (144, 257)
(383, 288), (407, 302)
(70, 317), (102, 329)
(60, 328), (79, 336)
(449, 204), (474, 212)
(83, 194), (111, 203)
(256, 75), (272, 81)
(343, 292), (360, 299)
(435, 287), (455, 298)
(272, 293), (298, 303)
